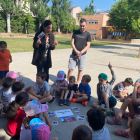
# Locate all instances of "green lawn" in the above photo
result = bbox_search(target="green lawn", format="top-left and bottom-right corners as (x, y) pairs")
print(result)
(0, 37), (122, 53)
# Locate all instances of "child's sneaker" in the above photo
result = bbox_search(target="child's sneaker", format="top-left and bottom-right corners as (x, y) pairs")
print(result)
(59, 99), (63, 106)
(71, 98), (76, 103)
(67, 100), (71, 106)
(122, 112), (130, 119)
(82, 101), (88, 106)
(63, 100), (67, 105)
(115, 129), (130, 138)
(49, 96), (56, 103)
(107, 116), (122, 125)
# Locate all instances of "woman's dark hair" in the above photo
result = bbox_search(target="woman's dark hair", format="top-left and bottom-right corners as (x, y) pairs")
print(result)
(7, 92), (29, 120)
(23, 114), (40, 129)
(0, 41), (7, 47)
(40, 20), (52, 32)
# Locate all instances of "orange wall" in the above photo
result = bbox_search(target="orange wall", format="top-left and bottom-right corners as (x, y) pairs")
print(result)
(82, 14), (109, 38)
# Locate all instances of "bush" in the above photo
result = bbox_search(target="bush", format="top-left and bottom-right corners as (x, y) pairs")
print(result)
(11, 14), (24, 33)
(0, 12), (6, 33)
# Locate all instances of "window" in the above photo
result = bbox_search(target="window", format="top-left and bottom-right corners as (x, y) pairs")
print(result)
(87, 30), (97, 35)
(87, 20), (98, 24)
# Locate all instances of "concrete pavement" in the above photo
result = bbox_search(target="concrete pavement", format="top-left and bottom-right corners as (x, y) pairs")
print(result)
(1, 43), (140, 140)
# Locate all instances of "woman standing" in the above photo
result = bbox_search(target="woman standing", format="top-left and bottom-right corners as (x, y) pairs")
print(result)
(32, 20), (58, 82)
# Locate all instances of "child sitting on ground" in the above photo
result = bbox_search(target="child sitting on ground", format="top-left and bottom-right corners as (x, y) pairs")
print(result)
(63, 76), (78, 106)
(26, 71), (52, 104)
(92, 62), (117, 116)
(72, 125), (92, 140)
(113, 78), (133, 102)
(6, 71), (20, 82)
(9, 81), (25, 103)
(20, 100), (52, 140)
(0, 77), (13, 109)
(50, 70), (68, 106)
(0, 41), (12, 87)
(29, 119), (58, 140)
(107, 81), (140, 138)
(130, 119), (140, 140)
(87, 109), (111, 140)
(7, 92), (29, 139)
(72, 75), (91, 106)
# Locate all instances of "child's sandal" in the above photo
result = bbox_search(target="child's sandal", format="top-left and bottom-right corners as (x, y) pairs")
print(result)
(105, 110), (110, 116)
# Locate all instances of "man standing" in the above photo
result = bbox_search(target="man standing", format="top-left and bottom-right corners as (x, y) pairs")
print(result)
(67, 18), (91, 84)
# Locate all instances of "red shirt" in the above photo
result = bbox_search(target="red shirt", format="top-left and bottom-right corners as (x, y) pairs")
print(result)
(7, 109), (26, 136)
(0, 49), (11, 71)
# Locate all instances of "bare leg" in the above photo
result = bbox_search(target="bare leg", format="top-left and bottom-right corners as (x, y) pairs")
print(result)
(69, 91), (74, 100)
(52, 89), (56, 96)
(76, 70), (83, 84)
(75, 95), (88, 102)
(117, 98), (135, 120)
(64, 90), (69, 100)
(60, 90), (65, 99)
(29, 94), (39, 101)
(67, 69), (73, 83)
(39, 95), (53, 103)
(92, 102), (107, 111)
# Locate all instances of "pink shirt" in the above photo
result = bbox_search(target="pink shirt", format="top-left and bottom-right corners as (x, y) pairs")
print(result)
(54, 79), (68, 87)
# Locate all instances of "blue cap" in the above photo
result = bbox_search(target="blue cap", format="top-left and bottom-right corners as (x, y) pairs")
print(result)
(132, 79), (140, 86)
(29, 118), (45, 131)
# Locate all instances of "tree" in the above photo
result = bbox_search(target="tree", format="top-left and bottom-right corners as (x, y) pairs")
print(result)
(30, 0), (50, 28)
(1, 0), (16, 33)
(109, 0), (140, 35)
(51, 0), (71, 34)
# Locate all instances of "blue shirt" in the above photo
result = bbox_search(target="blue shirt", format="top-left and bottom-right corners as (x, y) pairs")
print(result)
(79, 83), (91, 98)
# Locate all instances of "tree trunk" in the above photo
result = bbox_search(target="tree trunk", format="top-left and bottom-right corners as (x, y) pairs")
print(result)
(6, 13), (11, 33)
(57, 23), (60, 34)
(24, 20), (27, 34)
(39, 21), (42, 28)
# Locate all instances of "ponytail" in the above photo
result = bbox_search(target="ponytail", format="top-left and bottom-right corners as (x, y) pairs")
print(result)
(7, 92), (29, 120)
(23, 114), (40, 129)
(7, 101), (20, 120)
(40, 24), (44, 32)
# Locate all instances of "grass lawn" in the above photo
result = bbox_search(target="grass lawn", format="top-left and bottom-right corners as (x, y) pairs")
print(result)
(0, 37), (122, 53)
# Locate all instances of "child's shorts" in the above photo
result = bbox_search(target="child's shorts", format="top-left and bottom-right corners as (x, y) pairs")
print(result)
(0, 70), (9, 79)
(99, 95), (117, 108)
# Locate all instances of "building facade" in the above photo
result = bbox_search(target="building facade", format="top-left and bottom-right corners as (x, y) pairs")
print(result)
(82, 12), (111, 39)
(69, 6), (82, 25)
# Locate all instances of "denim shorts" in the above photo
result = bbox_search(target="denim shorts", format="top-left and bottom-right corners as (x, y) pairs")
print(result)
(0, 70), (9, 79)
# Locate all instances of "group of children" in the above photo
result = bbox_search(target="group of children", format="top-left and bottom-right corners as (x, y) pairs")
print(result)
(0, 40), (140, 140)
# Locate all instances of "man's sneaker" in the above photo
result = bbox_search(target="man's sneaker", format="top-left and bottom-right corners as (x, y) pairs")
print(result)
(59, 99), (63, 106)
(49, 96), (56, 103)
(115, 129), (130, 138)
(63, 100), (67, 105)
(67, 100), (71, 106)
(82, 101), (88, 106)
(107, 116), (122, 125)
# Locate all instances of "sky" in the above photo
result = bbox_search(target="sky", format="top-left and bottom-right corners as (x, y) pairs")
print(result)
(48, 0), (118, 12)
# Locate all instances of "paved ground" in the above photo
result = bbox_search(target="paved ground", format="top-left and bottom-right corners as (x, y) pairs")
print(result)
(1, 43), (140, 140)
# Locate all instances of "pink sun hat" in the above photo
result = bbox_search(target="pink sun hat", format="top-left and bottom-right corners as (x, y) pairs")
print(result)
(23, 100), (49, 116)
(6, 71), (19, 79)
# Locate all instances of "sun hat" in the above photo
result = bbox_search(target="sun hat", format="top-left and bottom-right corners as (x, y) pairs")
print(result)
(6, 71), (19, 79)
(23, 100), (49, 116)
(57, 70), (65, 80)
(98, 73), (108, 80)
(29, 118), (46, 131)
(132, 79), (140, 86)
(31, 123), (51, 140)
